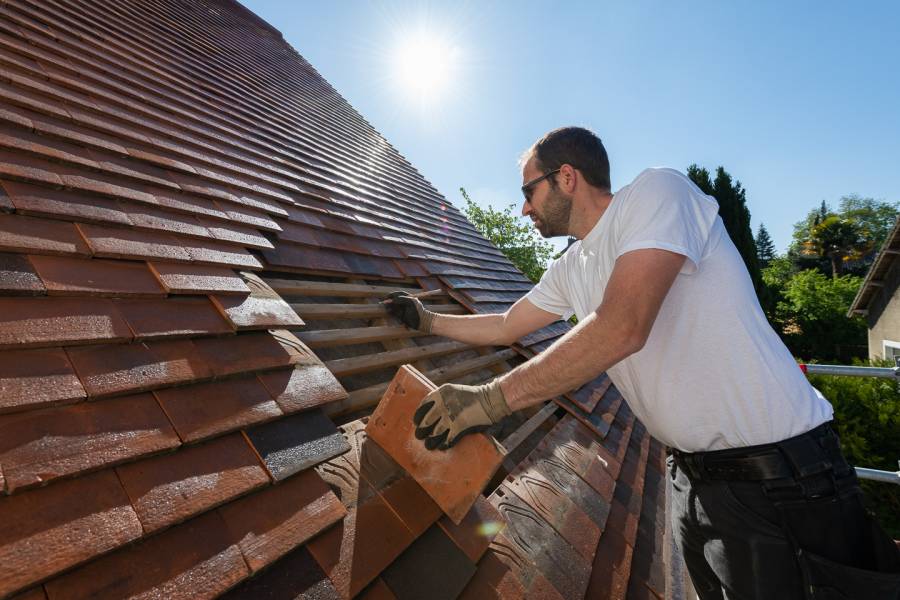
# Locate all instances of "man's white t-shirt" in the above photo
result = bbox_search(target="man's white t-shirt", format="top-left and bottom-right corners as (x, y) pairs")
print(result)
(526, 167), (833, 452)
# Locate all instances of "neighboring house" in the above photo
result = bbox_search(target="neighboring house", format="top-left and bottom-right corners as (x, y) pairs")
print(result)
(0, 2), (679, 599)
(849, 216), (900, 361)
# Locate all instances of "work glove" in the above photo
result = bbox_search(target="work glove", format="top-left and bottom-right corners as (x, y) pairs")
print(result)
(412, 380), (512, 450)
(382, 291), (435, 333)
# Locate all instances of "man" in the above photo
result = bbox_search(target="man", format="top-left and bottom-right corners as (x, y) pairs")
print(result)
(385, 127), (900, 599)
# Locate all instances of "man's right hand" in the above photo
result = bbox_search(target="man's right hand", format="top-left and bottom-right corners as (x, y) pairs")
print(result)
(382, 291), (435, 333)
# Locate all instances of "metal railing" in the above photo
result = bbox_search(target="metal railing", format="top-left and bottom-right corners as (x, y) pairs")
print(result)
(800, 361), (900, 486)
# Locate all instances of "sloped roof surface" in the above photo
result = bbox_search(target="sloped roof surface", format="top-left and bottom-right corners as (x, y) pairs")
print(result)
(0, 1), (673, 598)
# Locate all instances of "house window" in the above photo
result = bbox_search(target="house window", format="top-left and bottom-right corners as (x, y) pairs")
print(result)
(882, 340), (900, 362)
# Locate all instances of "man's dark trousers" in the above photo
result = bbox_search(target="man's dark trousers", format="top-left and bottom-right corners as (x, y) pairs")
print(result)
(668, 423), (900, 599)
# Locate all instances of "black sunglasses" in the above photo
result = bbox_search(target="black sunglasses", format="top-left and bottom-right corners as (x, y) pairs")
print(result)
(521, 168), (561, 201)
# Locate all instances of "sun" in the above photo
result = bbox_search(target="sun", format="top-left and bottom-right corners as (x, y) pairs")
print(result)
(392, 29), (460, 104)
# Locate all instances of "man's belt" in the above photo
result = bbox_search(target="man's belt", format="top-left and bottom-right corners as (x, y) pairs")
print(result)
(671, 422), (844, 482)
(672, 448), (795, 481)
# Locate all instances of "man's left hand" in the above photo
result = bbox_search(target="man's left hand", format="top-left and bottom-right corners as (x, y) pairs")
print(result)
(412, 380), (512, 450)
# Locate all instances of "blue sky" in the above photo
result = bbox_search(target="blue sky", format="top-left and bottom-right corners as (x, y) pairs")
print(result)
(242, 1), (900, 254)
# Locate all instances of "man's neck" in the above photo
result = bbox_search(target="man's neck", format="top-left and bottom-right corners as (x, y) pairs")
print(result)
(568, 189), (614, 240)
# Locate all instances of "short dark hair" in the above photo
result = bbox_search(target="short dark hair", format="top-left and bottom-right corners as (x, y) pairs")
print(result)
(523, 126), (611, 191)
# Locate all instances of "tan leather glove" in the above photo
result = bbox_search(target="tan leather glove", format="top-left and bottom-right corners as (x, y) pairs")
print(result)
(382, 291), (435, 333)
(412, 380), (512, 450)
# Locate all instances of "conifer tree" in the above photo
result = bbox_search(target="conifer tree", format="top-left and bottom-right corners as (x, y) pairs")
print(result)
(687, 164), (762, 292)
(755, 223), (777, 267)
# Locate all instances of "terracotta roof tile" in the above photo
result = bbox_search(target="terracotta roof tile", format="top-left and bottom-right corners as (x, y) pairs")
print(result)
(147, 261), (250, 295)
(380, 525), (477, 600)
(458, 551), (538, 600)
(504, 469), (602, 562)
(438, 495), (505, 563)
(201, 218), (274, 249)
(66, 339), (213, 398)
(218, 203), (282, 232)
(2, 179), (133, 226)
(307, 495), (416, 599)
(116, 433), (269, 533)
(257, 363), (347, 414)
(366, 366), (505, 524)
(114, 296), (234, 340)
(0, 469), (142, 597)
(43, 510), (249, 600)
(211, 272), (303, 330)
(218, 468), (345, 573)
(0, 252), (45, 295)
(358, 578), (398, 600)
(77, 222), (192, 263)
(0, 347), (86, 414)
(262, 243), (351, 274)
(0, 296), (132, 349)
(488, 485), (591, 599)
(0, 148), (65, 186)
(218, 545), (341, 600)
(155, 375), (282, 443)
(0, 391), (180, 493)
(181, 236), (264, 269)
(193, 330), (305, 377)
(29, 254), (166, 298)
(245, 409), (349, 481)
(0, 213), (91, 257)
(126, 203), (212, 239)
(586, 527), (634, 600)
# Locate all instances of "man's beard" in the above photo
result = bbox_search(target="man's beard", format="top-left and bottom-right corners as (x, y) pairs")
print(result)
(532, 187), (572, 238)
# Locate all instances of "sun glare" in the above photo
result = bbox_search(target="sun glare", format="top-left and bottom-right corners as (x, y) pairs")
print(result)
(392, 30), (460, 105)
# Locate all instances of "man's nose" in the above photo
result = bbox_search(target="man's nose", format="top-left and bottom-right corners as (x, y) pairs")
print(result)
(521, 199), (532, 217)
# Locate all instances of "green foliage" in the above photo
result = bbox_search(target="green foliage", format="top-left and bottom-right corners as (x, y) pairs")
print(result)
(755, 223), (777, 267)
(774, 269), (867, 361)
(806, 366), (900, 537)
(460, 187), (554, 283)
(791, 196), (898, 278)
(687, 164), (762, 292)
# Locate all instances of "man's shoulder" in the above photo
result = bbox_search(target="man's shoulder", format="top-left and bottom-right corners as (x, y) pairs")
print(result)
(628, 167), (690, 190)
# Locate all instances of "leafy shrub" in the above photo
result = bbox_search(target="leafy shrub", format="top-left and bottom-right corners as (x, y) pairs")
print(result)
(807, 361), (900, 537)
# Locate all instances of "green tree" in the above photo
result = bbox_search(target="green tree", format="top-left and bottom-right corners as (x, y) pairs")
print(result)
(790, 196), (898, 277)
(755, 223), (777, 267)
(687, 164), (762, 292)
(461, 187), (554, 282)
(775, 269), (866, 361)
(760, 254), (795, 327)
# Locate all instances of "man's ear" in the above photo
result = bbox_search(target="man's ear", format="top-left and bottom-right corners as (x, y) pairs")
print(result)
(559, 163), (577, 193)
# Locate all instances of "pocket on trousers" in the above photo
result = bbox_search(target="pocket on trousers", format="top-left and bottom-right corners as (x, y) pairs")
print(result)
(798, 548), (900, 600)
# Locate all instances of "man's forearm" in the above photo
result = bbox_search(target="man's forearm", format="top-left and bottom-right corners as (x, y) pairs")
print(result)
(430, 312), (511, 346)
(498, 309), (641, 411)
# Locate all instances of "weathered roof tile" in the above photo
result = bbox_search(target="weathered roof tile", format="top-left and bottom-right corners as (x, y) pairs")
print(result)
(218, 468), (345, 573)
(116, 433), (269, 533)
(245, 409), (349, 481)
(77, 222), (192, 263)
(29, 254), (166, 298)
(0, 213), (91, 256)
(0, 297), (132, 349)
(0, 252), (45, 295)
(0, 347), (86, 414)
(257, 363), (347, 414)
(43, 510), (249, 600)
(147, 261), (250, 295)
(155, 375), (282, 443)
(0, 469), (142, 597)
(0, 392), (180, 493)
(66, 339), (212, 398)
(114, 296), (235, 340)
